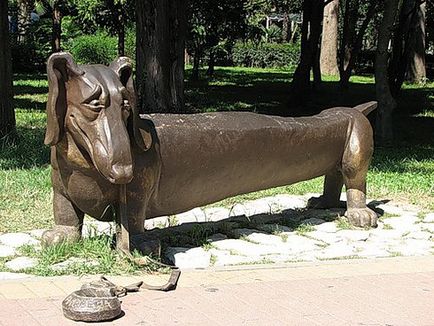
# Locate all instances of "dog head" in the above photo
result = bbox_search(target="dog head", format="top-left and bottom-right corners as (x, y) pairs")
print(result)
(45, 52), (151, 184)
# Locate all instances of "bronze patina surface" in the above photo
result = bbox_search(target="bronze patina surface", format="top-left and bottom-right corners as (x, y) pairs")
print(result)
(42, 52), (378, 248)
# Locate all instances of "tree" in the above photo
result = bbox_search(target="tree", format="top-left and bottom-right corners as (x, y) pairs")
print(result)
(407, 0), (426, 84)
(0, 0), (16, 139)
(375, 0), (401, 145)
(389, 0), (426, 94)
(71, 0), (135, 56)
(136, 0), (187, 113)
(187, 0), (246, 80)
(320, 0), (339, 76)
(35, 0), (70, 52)
(17, 0), (34, 43)
(339, 0), (378, 88)
(290, 0), (324, 102)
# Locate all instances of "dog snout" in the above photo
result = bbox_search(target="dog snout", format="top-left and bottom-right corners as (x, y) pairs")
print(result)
(109, 163), (133, 184)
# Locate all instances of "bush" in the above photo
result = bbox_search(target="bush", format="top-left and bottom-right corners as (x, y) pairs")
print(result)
(232, 41), (300, 69)
(66, 30), (136, 66)
(67, 33), (118, 65)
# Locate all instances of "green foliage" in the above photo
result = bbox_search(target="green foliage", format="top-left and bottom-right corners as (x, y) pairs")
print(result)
(187, 0), (247, 64)
(67, 33), (117, 65)
(263, 25), (282, 43)
(232, 41), (300, 68)
(10, 19), (52, 71)
(66, 30), (135, 65)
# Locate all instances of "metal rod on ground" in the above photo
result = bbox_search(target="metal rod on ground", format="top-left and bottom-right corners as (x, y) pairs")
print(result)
(117, 184), (130, 254)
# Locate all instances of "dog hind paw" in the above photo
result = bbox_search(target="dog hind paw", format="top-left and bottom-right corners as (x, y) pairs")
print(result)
(345, 207), (378, 228)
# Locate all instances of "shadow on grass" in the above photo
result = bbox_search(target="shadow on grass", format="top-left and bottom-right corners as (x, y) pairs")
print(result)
(0, 125), (49, 169)
(13, 98), (46, 111)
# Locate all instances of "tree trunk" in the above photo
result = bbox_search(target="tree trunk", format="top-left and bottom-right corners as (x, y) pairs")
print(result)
(291, 0), (324, 103)
(339, 0), (357, 77)
(320, 0), (339, 76)
(375, 0), (401, 145)
(407, 1), (426, 83)
(282, 12), (289, 42)
(52, 2), (62, 52)
(339, 1), (377, 88)
(0, 0), (16, 139)
(117, 3), (125, 56)
(206, 49), (215, 76)
(191, 48), (201, 81)
(17, 0), (33, 43)
(136, 0), (186, 113)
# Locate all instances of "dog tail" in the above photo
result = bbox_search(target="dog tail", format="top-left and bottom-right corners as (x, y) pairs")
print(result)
(353, 101), (377, 116)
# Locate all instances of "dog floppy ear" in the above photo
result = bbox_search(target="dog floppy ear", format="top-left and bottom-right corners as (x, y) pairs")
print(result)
(110, 57), (151, 151)
(44, 52), (83, 146)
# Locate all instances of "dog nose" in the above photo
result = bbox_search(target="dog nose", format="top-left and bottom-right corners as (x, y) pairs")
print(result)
(109, 163), (133, 184)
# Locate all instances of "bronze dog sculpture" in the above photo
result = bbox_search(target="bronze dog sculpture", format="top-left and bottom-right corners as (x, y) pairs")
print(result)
(42, 52), (378, 249)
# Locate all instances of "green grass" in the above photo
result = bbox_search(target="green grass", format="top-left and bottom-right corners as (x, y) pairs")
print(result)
(336, 217), (354, 230)
(295, 223), (315, 235)
(1, 67), (434, 234)
(3, 235), (164, 276)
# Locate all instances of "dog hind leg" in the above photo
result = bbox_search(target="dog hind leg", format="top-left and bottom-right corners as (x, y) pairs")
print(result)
(307, 169), (344, 209)
(341, 117), (378, 228)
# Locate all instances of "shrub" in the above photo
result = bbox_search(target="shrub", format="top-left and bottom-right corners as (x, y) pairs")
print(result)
(232, 41), (300, 69)
(67, 33), (118, 65)
(66, 29), (136, 66)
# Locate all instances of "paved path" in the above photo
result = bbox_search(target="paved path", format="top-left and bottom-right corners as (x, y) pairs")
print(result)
(0, 256), (433, 325)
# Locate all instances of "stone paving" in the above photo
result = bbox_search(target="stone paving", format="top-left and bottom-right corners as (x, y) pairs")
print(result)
(0, 257), (433, 325)
(0, 193), (433, 275)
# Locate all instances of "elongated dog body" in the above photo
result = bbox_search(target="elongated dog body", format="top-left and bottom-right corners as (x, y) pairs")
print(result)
(42, 53), (377, 246)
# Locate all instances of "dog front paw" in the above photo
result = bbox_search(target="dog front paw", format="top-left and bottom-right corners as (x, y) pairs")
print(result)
(42, 226), (81, 246)
(345, 208), (378, 228)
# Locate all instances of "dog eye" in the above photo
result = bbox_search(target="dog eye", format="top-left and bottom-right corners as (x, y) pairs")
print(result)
(84, 99), (104, 112)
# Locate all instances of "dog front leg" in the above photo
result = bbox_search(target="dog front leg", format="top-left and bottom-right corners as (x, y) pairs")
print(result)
(42, 191), (84, 246)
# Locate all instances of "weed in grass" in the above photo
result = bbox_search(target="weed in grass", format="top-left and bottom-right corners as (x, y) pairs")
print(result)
(210, 254), (217, 266)
(278, 233), (288, 243)
(336, 217), (353, 230)
(229, 249), (242, 256)
(295, 223), (315, 235)
(17, 244), (39, 257)
(388, 251), (403, 257)
(402, 231), (411, 237)
(318, 255), (362, 261)
(239, 235), (260, 244)
(416, 211), (428, 223)
(202, 242), (216, 251)
(167, 216), (178, 227)
(188, 225), (212, 247)
(383, 224), (394, 230)
(235, 257), (274, 266)
(382, 212), (400, 219)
